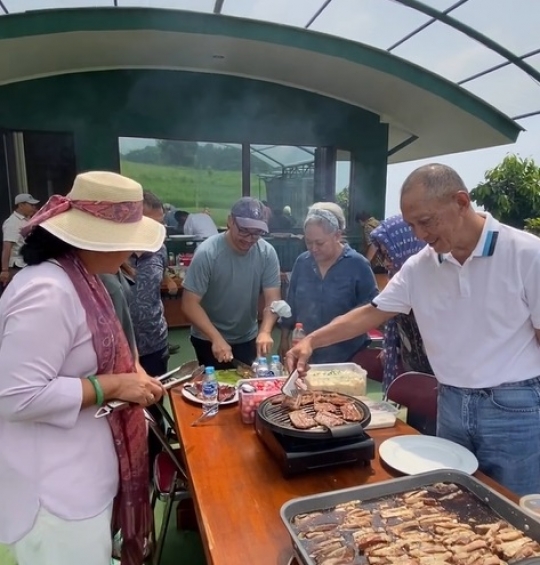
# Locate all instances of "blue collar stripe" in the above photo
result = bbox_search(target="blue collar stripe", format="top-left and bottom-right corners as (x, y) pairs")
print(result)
(482, 231), (493, 257)
(486, 231), (498, 256)
(481, 230), (499, 257)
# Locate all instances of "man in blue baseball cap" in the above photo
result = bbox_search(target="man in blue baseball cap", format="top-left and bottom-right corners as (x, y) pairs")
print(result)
(182, 197), (281, 368)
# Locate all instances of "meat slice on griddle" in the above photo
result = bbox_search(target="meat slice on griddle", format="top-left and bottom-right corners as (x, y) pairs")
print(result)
(299, 392), (314, 405)
(340, 402), (362, 422)
(313, 392), (350, 405)
(313, 402), (338, 413)
(314, 410), (345, 428)
(289, 409), (317, 429)
(269, 394), (285, 405)
(281, 394), (303, 410)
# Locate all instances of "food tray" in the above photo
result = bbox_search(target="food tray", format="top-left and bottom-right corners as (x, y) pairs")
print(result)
(281, 470), (540, 565)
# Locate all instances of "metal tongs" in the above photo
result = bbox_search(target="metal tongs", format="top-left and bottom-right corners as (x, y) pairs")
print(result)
(281, 369), (307, 397)
(95, 360), (204, 418)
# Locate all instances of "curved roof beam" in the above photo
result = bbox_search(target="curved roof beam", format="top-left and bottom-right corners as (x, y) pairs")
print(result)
(392, 0), (540, 85)
(387, 0), (469, 52)
(458, 47), (540, 85)
(213, 0), (225, 15)
(305, 0), (333, 29)
(513, 110), (540, 121)
(0, 2), (7, 15)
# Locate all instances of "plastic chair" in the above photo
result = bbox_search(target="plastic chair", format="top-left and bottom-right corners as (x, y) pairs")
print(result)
(145, 410), (191, 565)
(384, 372), (438, 436)
(367, 328), (384, 347)
(352, 347), (384, 384)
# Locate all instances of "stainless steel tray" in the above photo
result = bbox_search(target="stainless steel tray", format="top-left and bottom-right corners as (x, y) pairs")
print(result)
(95, 360), (203, 418)
(280, 470), (540, 565)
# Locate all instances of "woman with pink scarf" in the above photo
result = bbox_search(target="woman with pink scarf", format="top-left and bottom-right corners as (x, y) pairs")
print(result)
(0, 171), (166, 565)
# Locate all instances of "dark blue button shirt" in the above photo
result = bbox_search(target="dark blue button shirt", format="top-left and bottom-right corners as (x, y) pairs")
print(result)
(283, 245), (378, 363)
(130, 246), (168, 357)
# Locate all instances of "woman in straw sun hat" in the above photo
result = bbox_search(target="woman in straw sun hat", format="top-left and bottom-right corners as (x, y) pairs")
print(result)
(0, 171), (166, 565)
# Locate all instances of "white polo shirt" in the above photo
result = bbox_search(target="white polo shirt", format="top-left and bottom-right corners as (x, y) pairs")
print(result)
(373, 213), (540, 388)
(2, 212), (27, 268)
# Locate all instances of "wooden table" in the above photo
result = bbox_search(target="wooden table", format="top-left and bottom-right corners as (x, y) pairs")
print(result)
(170, 392), (516, 565)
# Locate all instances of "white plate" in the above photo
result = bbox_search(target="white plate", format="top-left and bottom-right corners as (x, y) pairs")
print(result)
(181, 383), (238, 405)
(379, 435), (478, 475)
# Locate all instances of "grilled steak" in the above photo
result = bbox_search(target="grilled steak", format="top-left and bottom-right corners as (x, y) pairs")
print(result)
(314, 411), (345, 428)
(289, 409), (317, 429)
(299, 392), (314, 405)
(340, 402), (362, 421)
(270, 394), (285, 405)
(218, 384), (236, 402)
(281, 394), (302, 410)
(313, 392), (350, 405)
(314, 402), (338, 413)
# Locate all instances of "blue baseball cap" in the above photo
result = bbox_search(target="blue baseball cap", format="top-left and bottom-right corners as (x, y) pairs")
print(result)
(231, 197), (268, 233)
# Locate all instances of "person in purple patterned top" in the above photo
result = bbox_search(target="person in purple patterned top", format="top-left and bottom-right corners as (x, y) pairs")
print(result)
(370, 214), (433, 392)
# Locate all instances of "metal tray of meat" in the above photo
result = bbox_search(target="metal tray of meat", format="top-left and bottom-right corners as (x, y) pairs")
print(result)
(281, 470), (540, 565)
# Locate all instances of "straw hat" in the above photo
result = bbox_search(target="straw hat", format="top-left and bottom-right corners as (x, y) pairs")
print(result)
(35, 171), (165, 252)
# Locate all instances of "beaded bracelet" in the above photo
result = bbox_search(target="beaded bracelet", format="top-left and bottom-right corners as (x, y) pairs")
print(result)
(88, 375), (104, 406)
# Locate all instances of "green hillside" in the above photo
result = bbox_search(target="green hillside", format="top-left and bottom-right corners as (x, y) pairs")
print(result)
(120, 160), (267, 226)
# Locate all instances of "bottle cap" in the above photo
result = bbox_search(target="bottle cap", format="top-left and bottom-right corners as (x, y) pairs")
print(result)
(519, 494), (540, 517)
(271, 355), (280, 362)
(295, 323), (303, 329)
(259, 357), (267, 363)
(205, 366), (215, 373)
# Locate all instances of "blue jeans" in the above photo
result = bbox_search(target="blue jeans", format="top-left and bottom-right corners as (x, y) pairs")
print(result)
(437, 377), (540, 497)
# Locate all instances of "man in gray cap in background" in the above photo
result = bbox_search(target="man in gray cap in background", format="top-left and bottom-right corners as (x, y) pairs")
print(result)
(1, 193), (39, 286)
(182, 197), (281, 368)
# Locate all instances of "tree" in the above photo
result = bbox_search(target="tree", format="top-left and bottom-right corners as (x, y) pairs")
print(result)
(122, 146), (161, 165)
(157, 140), (198, 167)
(470, 155), (540, 229)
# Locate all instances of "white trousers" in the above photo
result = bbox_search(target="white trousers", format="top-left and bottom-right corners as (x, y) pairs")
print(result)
(12, 505), (113, 565)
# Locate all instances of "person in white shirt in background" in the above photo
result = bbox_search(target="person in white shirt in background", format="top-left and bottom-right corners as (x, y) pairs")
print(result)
(1, 193), (39, 286)
(176, 209), (218, 238)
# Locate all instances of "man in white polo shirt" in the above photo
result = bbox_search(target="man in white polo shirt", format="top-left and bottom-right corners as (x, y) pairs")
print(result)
(287, 163), (540, 496)
(1, 193), (39, 285)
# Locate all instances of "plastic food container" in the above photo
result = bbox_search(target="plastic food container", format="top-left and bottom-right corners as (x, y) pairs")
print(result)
(238, 377), (286, 424)
(305, 363), (367, 397)
(355, 397), (399, 429)
(520, 494), (540, 520)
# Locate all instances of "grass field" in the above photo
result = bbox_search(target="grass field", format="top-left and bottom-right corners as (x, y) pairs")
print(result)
(120, 160), (267, 226)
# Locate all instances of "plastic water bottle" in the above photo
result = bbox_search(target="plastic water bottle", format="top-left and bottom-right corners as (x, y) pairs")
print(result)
(201, 366), (219, 416)
(256, 357), (270, 378)
(251, 358), (259, 376)
(269, 355), (284, 377)
(291, 323), (306, 346)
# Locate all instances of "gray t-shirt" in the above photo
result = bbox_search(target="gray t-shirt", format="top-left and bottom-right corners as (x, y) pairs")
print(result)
(183, 233), (280, 344)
